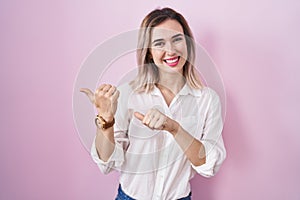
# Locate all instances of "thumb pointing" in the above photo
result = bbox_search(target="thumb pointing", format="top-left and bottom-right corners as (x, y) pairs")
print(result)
(134, 112), (144, 121)
(80, 88), (95, 104)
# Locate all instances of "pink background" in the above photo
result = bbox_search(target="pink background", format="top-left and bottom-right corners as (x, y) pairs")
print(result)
(1, 0), (300, 199)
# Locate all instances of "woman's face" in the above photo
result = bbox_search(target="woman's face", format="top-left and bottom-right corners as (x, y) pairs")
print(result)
(150, 19), (188, 75)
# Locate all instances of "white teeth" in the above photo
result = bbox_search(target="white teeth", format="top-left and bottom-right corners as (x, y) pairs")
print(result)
(165, 57), (179, 63)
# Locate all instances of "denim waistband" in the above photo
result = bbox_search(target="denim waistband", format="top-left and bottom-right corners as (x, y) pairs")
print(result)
(115, 184), (191, 200)
(115, 184), (136, 200)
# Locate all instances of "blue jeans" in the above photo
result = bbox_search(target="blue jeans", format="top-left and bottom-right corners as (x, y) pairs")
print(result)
(115, 184), (192, 200)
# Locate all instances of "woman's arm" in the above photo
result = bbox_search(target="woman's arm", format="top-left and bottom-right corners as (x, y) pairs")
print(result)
(95, 124), (115, 162)
(134, 111), (206, 166)
(80, 84), (119, 162)
(165, 120), (206, 166)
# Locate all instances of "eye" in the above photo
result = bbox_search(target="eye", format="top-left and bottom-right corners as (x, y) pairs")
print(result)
(153, 41), (165, 47)
(173, 37), (183, 43)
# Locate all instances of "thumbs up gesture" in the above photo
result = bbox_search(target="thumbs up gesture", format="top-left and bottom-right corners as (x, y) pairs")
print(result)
(134, 108), (169, 130)
(80, 84), (120, 122)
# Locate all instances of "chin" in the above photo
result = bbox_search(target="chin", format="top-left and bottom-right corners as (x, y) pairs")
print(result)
(160, 67), (183, 75)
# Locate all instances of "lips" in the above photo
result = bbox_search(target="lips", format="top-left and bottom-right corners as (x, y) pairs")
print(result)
(164, 56), (180, 67)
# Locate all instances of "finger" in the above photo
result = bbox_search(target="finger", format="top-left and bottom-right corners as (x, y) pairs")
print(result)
(111, 90), (120, 101)
(134, 112), (144, 121)
(80, 88), (95, 104)
(102, 84), (112, 92)
(148, 115), (160, 129)
(98, 84), (107, 90)
(147, 111), (160, 127)
(107, 86), (116, 96)
(99, 85), (112, 97)
(154, 117), (166, 129)
(142, 111), (153, 125)
(95, 84), (107, 94)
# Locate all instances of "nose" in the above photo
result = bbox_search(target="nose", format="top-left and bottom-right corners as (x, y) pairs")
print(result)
(164, 41), (176, 55)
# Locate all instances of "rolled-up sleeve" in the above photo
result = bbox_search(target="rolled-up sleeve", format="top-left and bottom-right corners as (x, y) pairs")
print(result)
(90, 84), (131, 174)
(192, 89), (226, 177)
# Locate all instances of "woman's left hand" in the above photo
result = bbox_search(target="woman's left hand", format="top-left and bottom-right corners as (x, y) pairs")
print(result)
(134, 109), (179, 134)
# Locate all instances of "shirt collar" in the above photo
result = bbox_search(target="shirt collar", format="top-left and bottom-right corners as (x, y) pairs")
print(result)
(151, 83), (202, 97)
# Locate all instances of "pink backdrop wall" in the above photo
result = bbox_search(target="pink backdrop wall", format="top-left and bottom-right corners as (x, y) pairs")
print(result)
(1, 0), (299, 199)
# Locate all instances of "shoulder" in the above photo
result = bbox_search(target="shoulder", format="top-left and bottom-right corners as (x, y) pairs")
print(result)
(193, 86), (221, 106)
(190, 86), (219, 99)
(201, 86), (219, 97)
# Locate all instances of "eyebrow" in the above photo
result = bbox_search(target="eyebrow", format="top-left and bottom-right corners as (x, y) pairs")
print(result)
(152, 33), (184, 44)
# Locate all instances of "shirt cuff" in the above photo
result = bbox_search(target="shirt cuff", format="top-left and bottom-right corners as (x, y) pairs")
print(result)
(90, 137), (125, 168)
(191, 140), (220, 177)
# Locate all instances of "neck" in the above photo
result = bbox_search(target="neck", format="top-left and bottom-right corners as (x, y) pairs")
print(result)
(157, 71), (185, 94)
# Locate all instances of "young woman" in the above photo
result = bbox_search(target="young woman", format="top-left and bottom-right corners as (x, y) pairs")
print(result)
(81, 7), (226, 200)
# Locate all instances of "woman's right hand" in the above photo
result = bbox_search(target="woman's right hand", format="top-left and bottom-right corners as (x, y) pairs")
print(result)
(80, 84), (120, 122)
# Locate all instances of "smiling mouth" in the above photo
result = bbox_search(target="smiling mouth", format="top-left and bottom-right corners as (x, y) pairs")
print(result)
(164, 56), (180, 67)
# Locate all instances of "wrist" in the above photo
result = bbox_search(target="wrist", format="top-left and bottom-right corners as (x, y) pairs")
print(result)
(95, 115), (115, 130)
(98, 114), (114, 122)
(165, 118), (180, 136)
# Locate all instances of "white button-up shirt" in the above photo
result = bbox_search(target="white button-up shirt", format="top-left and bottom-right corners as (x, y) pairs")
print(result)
(91, 82), (226, 200)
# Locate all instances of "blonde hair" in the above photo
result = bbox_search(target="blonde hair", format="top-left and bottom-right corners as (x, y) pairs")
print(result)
(130, 7), (203, 93)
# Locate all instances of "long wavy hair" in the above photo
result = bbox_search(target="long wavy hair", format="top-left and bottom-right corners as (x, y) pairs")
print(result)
(130, 7), (203, 92)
